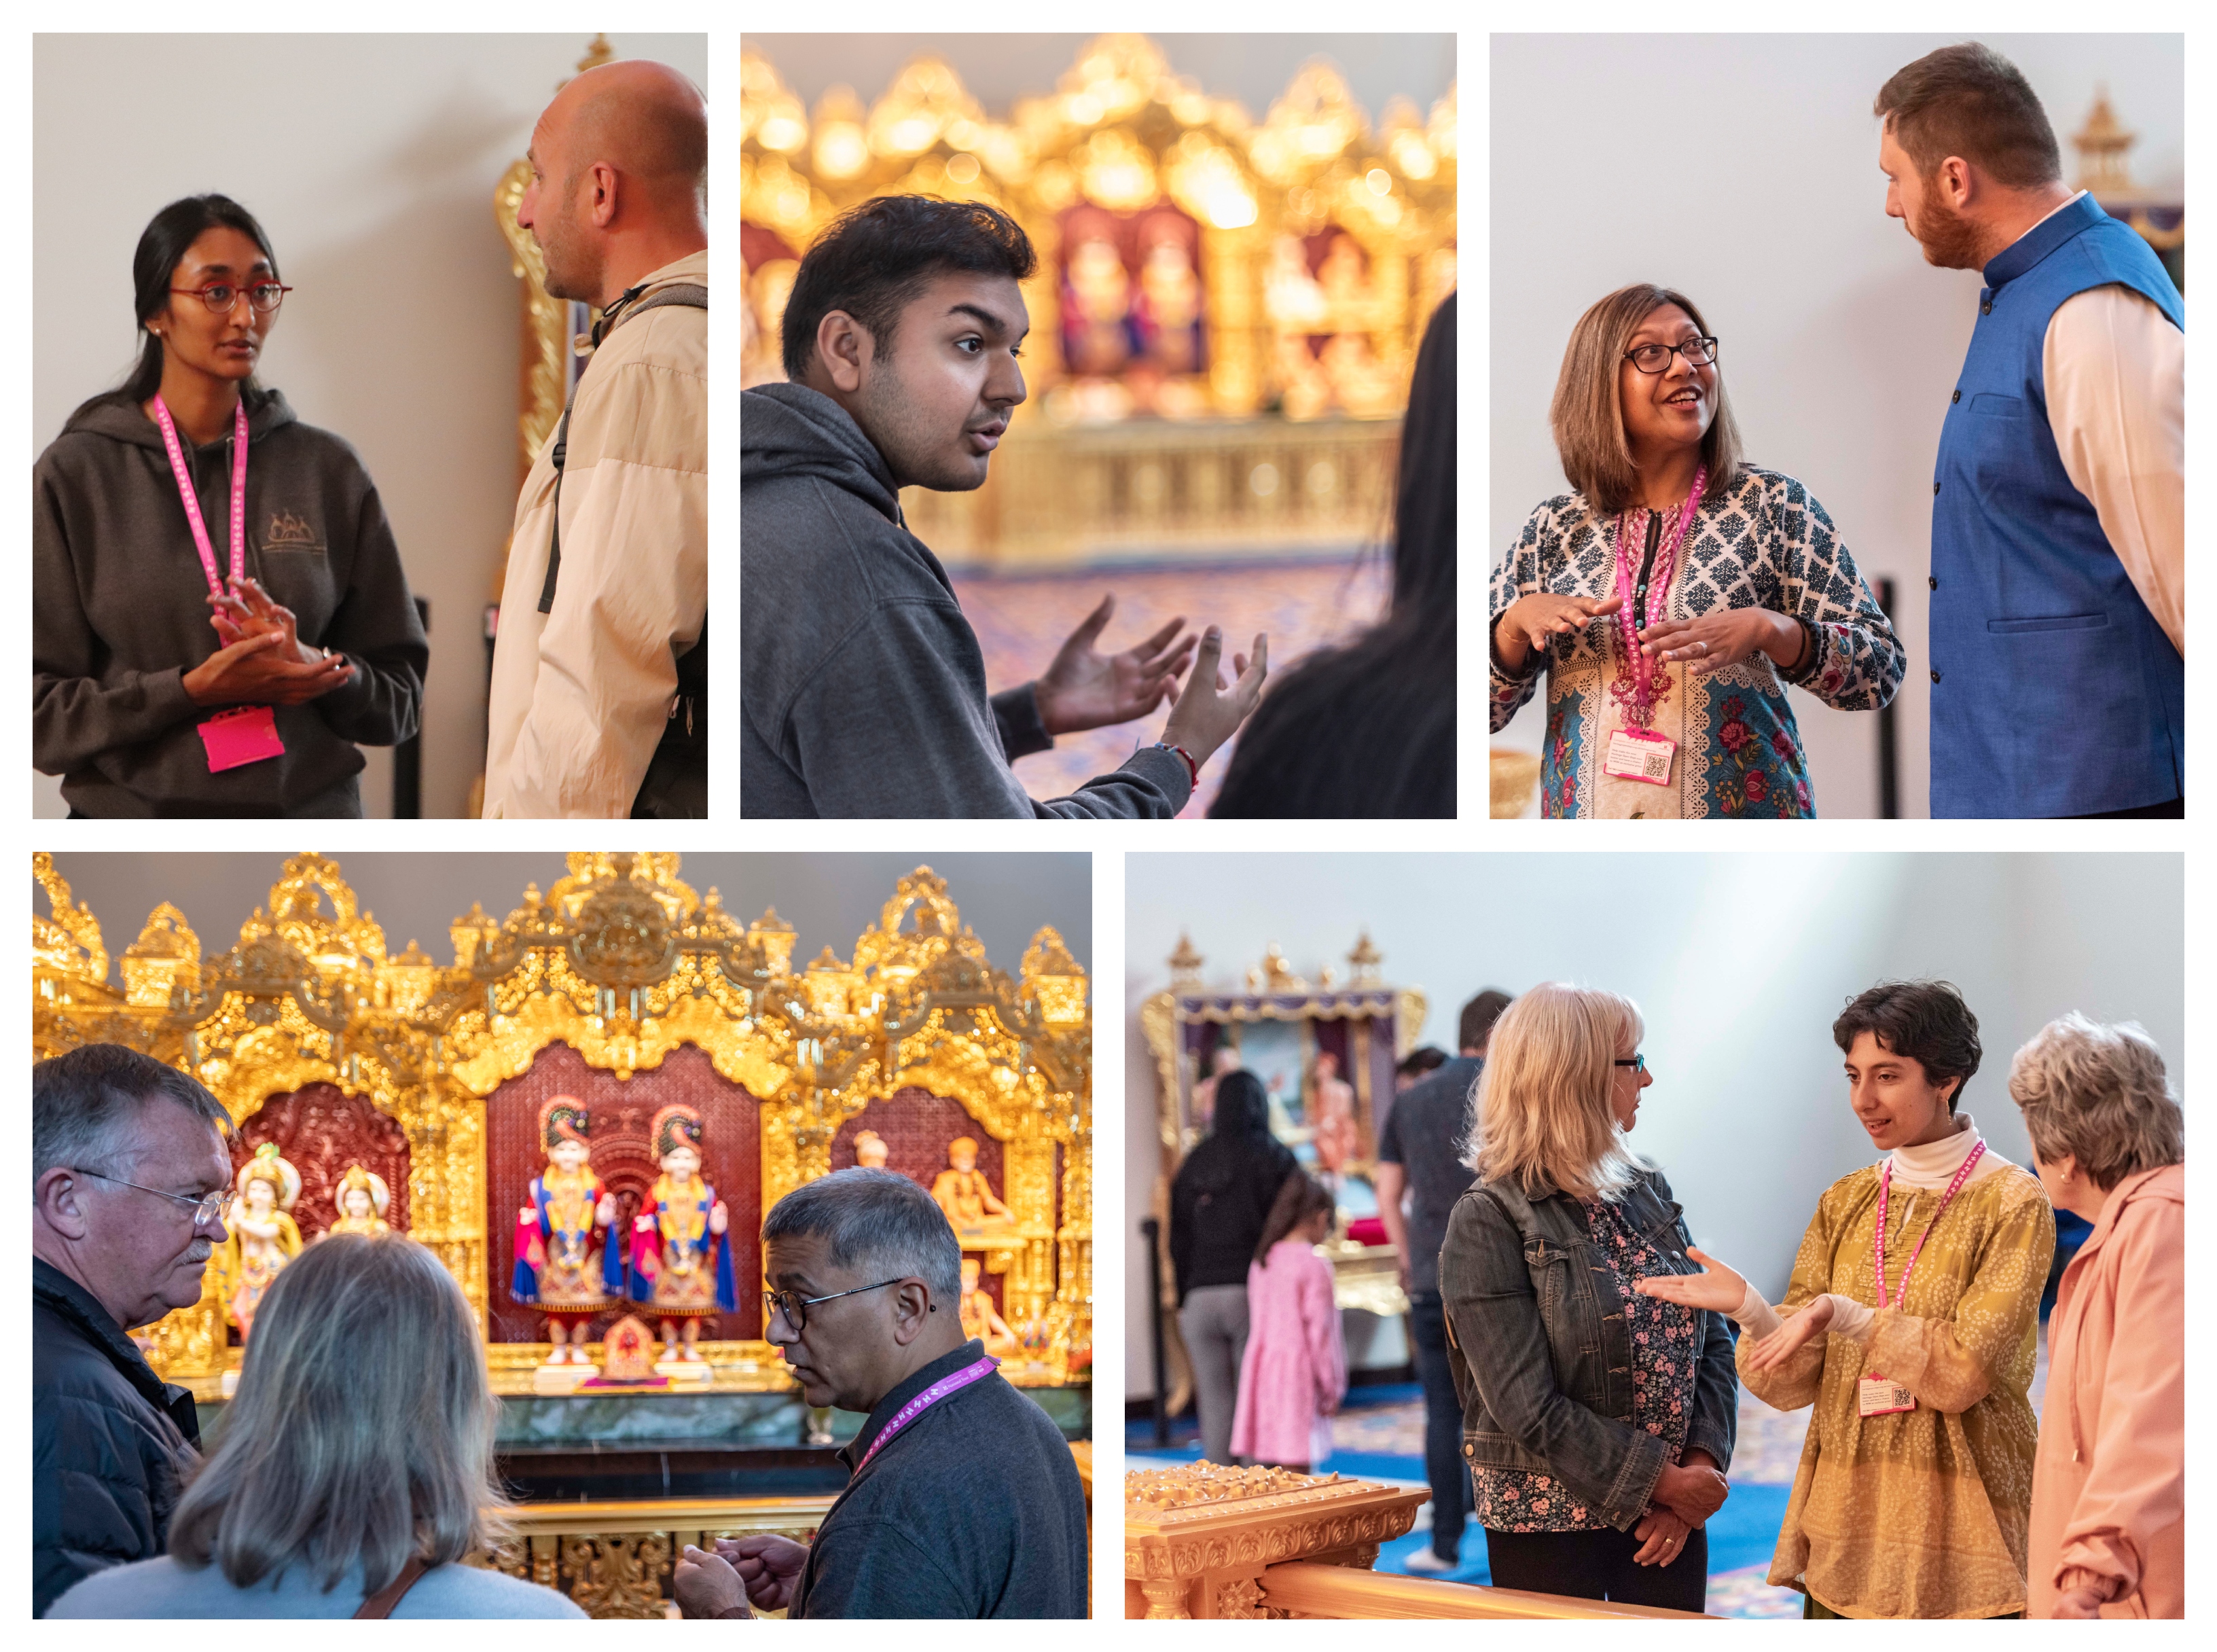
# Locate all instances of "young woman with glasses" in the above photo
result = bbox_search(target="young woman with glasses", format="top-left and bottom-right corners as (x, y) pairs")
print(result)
(33, 194), (426, 817)
(1490, 284), (1905, 819)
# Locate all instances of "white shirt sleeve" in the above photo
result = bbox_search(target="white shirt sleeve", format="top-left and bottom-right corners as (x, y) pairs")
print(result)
(2044, 285), (2185, 656)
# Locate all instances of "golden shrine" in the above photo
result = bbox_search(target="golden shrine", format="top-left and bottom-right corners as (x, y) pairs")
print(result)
(741, 33), (1456, 565)
(31, 852), (1092, 1398)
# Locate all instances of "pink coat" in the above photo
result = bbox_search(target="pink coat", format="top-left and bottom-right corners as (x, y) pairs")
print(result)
(1229, 1238), (1348, 1467)
(2027, 1162), (2184, 1618)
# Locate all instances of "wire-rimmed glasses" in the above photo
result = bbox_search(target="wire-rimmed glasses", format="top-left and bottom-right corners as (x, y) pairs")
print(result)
(69, 1167), (227, 1226)
(1623, 336), (1718, 374)
(763, 1276), (914, 1332)
(170, 282), (293, 316)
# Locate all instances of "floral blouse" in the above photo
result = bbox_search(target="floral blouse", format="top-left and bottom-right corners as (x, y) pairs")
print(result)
(1490, 467), (1905, 819)
(1472, 1196), (1700, 1533)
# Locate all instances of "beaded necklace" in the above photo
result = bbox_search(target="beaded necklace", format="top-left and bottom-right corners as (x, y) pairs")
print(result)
(1606, 465), (1706, 729)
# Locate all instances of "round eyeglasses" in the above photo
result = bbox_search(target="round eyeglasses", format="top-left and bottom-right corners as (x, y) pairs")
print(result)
(170, 282), (293, 316)
(1623, 337), (1718, 374)
(69, 1167), (227, 1226)
(1612, 1053), (1648, 1073)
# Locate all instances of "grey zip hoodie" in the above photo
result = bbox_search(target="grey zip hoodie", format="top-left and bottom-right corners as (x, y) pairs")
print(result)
(34, 388), (427, 817)
(740, 382), (1191, 818)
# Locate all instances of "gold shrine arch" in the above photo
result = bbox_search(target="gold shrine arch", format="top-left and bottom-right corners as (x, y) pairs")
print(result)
(32, 852), (1092, 1394)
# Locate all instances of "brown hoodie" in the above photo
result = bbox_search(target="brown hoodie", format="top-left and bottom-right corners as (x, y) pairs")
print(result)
(33, 386), (427, 816)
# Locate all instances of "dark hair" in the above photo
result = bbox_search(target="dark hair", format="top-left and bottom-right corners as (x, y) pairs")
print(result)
(1255, 1170), (1335, 1263)
(1833, 980), (1983, 1113)
(1459, 989), (1514, 1055)
(1873, 42), (2061, 190)
(33, 1043), (231, 1183)
(1396, 1045), (1448, 1081)
(781, 194), (1037, 382)
(1208, 293), (1457, 819)
(73, 195), (280, 428)
(1208, 1070), (1273, 1141)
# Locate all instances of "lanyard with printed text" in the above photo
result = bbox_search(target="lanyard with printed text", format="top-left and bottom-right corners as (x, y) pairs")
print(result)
(1873, 1139), (1985, 1311)
(857, 1355), (998, 1470)
(150, 395), (249, 596)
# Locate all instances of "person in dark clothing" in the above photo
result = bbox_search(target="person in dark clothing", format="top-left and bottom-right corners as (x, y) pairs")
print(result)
(1396, 1045), (1449, 1091)
(1168, 1070), (1298, 1465)
(672, 1169), (1086, 1618)
(742, 194), (1265, 818)
(33, 1045), (234, 1616)
(1376, 988), (1511, 1572)
(33, 194), (426, 819)
(1211, 291), (1456, 818)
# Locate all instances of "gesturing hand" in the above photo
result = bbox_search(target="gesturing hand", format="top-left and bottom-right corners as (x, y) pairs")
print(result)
(715, 1533), (810, 1613)
(210, 576), (316, 663)
(1746, 1293), (1837, 1373)
(1632, 1246), (1747, 1314)
(1159, 627), (1267, 772)
(1632, 1505), (1693, 1568)
(673, 1545), (750, 1618)
(182, 630), (355, 708)
(1638, 609), (1803, 675)
(1032, 593), (1199, 736)
(1494, 592), (1623, 671)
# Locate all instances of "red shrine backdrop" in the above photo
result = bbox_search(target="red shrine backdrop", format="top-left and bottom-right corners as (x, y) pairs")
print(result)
(485, 1043), (763, 1342)
(233, 1083), (412, 1240)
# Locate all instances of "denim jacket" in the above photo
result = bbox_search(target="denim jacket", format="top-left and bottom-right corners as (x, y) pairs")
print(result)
(1439, 1165), (1737, 1533)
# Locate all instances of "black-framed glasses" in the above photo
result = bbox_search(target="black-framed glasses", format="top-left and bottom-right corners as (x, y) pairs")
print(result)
(69, 1167), (226, 1227)
(1613, 1053), (1648, 1073)
(170, 282), (292, 316)
(764, 1276), (927, 1332)
(1623, 337), (1718, 374)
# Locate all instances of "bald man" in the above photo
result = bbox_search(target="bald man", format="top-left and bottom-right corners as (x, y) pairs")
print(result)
(484, 60), (709, 818)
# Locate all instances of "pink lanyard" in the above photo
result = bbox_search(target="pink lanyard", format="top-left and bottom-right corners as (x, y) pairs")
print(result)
(150, 395), (249, 597)
(857, 1355), (997, 1470)
(1873, 1140), (1985, 1310)
(1608, 466), (1706, 725)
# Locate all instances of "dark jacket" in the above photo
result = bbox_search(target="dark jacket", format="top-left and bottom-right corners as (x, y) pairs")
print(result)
(33, 387), (427, 817)
(33, 1259), (202, 1617)
(1439, 1166), (1736, 1533)
(1168, 1078), (1298, 1304)
(792, 1340), (1088, 1617)
(740, 382), (1190, 819)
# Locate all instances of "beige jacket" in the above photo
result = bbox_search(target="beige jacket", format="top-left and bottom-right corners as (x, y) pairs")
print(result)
(2027, 1163), (2184, 1618)
(483, 250), (707, 817)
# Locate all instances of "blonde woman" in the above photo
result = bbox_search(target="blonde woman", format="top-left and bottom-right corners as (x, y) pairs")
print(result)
(48, 1233), (581, 1618)
(2011, 1015), (2184, 1619)
(1636, 980), (2053, 1618)
(1438, 983), (1737, 1611)
(1490, 284), (1904, 817)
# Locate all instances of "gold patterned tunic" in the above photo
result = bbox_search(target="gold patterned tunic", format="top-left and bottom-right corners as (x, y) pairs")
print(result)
(1742, 1161), (2054, 1619)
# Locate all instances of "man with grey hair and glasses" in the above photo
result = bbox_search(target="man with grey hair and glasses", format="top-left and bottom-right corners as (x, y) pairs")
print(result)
(33, 1043), (234, 1616)
(672, 1168), (1087, 1617)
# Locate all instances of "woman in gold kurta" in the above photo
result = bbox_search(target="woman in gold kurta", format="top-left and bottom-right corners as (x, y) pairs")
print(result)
(1637, 981), (2053, 1617)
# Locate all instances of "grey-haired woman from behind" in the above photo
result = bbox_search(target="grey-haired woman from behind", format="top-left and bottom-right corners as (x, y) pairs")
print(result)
(46, 1232), (582, 1618)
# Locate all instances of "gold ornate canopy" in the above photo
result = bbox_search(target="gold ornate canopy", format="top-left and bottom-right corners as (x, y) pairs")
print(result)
(33, 852), (1092, 1393)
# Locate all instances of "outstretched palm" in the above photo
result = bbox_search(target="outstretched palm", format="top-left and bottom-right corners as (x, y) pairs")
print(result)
(1032, 593), (1198, 736)
(1632, 1246), (1746, 1313)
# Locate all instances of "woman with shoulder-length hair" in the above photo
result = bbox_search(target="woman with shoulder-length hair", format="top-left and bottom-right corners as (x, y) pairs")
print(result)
(2011, 1014), (2184, 1619)
(34, 193), (427, 818)
(1637, 979), (2054, 1618)
(1490, 284), (1904, 819)
(46, 1232), (581, 1618)
(1439, 983), (1736, 1611)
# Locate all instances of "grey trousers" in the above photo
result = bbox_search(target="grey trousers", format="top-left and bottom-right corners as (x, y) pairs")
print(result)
(1178, 1283), (1250, 1465)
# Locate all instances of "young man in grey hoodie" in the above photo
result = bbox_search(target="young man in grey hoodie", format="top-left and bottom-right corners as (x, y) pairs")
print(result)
(742, 195), (1265, 818)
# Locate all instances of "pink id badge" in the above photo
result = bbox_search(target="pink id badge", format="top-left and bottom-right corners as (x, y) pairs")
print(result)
(198, 705), (285, 772)
(1857, 1373), (1915, 1417)
(1602, 727), (1676, 786)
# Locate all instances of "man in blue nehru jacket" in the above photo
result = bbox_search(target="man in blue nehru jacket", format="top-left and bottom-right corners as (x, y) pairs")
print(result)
(1876, 43), (2183, 819)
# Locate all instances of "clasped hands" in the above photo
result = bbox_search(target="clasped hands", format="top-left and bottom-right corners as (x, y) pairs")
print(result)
(1636, 1453), (1728, 1568)
(1030, 592), (1267, 772)
(182, 575), (354, 708)
(1494, 593), (1805, 676)
(672, 1532), (810, 1619)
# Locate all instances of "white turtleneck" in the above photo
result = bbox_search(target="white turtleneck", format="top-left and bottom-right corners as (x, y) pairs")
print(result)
(1731, 1113), (2015, 1342)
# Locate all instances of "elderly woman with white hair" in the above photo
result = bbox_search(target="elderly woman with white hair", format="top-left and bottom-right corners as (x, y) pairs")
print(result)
(1437, 982), (1737, 1611)
(46, 1232), (581, 1618)
(2011, 1013), (2184, 1619)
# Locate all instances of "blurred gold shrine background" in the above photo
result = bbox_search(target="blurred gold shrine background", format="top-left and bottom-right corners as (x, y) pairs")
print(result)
(742, 33), (1456, 568)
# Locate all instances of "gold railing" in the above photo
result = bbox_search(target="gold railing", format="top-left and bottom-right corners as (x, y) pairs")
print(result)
(477, 1495), (831, 1619)
(1256, 1562), (1714, 1619)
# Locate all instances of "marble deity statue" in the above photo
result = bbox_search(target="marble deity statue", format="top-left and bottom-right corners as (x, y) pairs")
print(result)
(625, 1104), (737, 1363)
(931, 1136), (1013, 1234)
(853, 1128), (889, 1169)
(512, 1098), (621, 1365)
(1308, 1052), (1358, 1174)
(323, 1164), (392, 1238)
(958, 1256), (1019, 1359)
(209, 1143), (304, 1344)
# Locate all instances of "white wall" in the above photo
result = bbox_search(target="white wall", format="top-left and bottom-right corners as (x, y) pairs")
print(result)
(1125, 851), (2184, 1395)
(33, 33), (708, 819)
(1489, 34), (2184, 819)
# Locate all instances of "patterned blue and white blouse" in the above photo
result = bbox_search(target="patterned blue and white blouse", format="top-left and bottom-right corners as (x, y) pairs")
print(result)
(1490, 467), (1905, 819)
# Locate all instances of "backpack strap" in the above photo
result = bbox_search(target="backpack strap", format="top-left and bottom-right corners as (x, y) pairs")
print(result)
(355, 1557), (429, 1619)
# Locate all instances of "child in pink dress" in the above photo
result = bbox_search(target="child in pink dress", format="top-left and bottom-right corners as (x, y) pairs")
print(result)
(1230, 1173), (1348, 1471)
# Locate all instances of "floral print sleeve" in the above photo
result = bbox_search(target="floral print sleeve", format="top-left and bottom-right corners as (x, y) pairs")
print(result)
(1753, 473), (1906, 712)
(1489, 500), (1561, 732)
